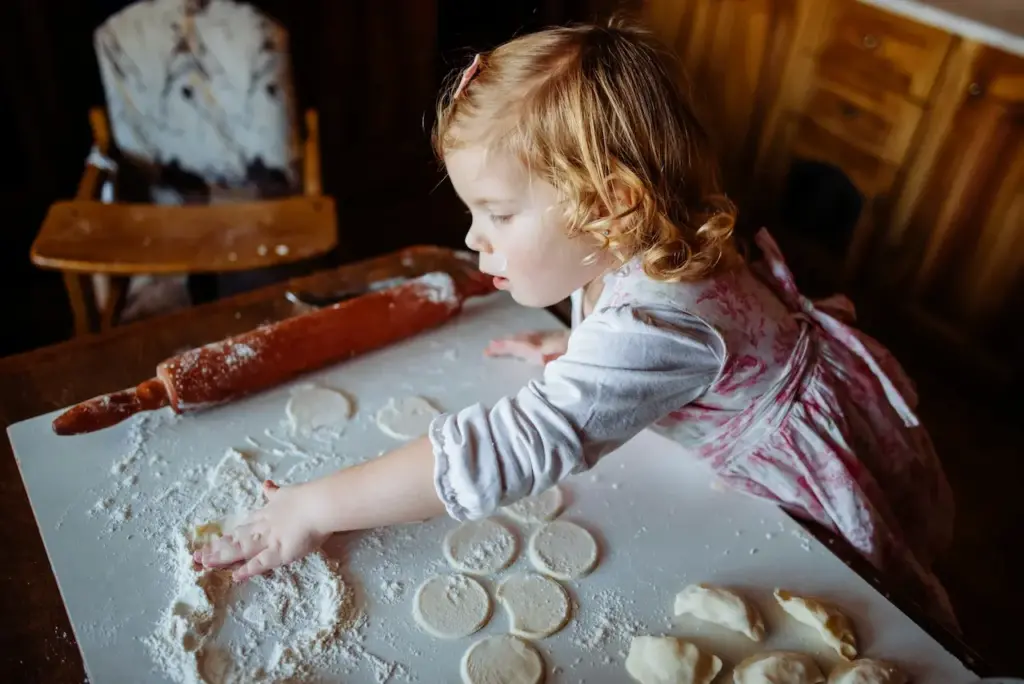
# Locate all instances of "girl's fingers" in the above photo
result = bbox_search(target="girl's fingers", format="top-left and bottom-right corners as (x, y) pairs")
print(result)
(232, 548), (279, 583)
(197, 536), (248, 568)
(197, 524), (267, 568)
(485, 340), (547, 363)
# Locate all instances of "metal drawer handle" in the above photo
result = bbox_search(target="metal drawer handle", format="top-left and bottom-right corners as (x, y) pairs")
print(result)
(862, 34), (880, 50)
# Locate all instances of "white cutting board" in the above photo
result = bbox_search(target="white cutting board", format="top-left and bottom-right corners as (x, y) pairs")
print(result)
(9, 292), (978, 683)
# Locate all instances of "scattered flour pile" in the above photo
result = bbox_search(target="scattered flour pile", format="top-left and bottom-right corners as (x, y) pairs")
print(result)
(143, 448), (359, 683)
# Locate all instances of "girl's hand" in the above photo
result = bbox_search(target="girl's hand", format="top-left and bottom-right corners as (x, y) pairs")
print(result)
(194, 480), (331, 582)
(484, 330), (569, 366)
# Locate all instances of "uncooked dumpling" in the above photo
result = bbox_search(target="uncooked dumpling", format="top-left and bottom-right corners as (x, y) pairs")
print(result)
(774, 589), (858, 660)
(502, 486), (564, 523)
(286, 385), (352, 434)
(496, 572), (571, 638)
(673, 583), (765, 641)
(528, 520), (598, 580)
(625, 636), (722, 684)
(412, 574), (491, 638)
(733, 652), (825, 684)
(443, 518), (518, 576)
(375, 396), (440, 440)
(828, 659), (907, 684)
(461, 635), (544, 684)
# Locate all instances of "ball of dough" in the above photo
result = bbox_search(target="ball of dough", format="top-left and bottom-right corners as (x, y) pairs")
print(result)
(528, 520), (598, 580)
(625, 636), (722, 684)
(413, 574), (491, 638)
(374, 396), (440, 440)
(496, 572), (571, 639)
(443, 518), (518, 576)
(286, 385), (352, 434)
(502, 486), (564, 523)
(673, 583), (765, 642)
(828, 659), (907, 684)
(461, 635), (544, 684)
(733, 652), (825, 684)
(775, 589), (857, 660)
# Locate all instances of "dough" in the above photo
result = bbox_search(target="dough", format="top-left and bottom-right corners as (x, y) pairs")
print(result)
(733, 652), (825, 684)
(461, 635), (544, 684)
(502, 486), (564, 523)
(528, 520), (598, 580)
(828, 660), (907, 684)
(673, 584), (765, 642)
(496, 572), (571, 639)
(774, 589), (858, 660)
(286, 385), (352, 434)
(412, 574), (491, 638)
(625, 636), (722, 684)
(443, 518), (518, 576)
(374, 396), (440, 440)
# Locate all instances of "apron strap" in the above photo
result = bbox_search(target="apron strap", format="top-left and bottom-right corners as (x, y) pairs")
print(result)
(754, 229), (919, 427)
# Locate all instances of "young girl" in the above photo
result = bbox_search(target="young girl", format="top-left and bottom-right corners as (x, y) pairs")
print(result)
(196, 20), (956, 624)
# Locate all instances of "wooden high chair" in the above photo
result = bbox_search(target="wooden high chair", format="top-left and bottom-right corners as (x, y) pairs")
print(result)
(31, 0), (337, 336)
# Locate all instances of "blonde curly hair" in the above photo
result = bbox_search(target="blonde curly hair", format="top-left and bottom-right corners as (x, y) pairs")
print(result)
(433, 18), (738, 281)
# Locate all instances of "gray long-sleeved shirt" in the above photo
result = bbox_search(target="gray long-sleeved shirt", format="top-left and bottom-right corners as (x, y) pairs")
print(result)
(430, 294), (725, 521)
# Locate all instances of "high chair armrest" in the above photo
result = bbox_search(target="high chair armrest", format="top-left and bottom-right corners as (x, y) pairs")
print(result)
(76, 107), (112, 201)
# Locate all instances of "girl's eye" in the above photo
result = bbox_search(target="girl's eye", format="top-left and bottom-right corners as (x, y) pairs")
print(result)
(491, 214), (513, 225)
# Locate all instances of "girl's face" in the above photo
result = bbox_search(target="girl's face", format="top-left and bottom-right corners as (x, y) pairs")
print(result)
(446, 144), (613, 308)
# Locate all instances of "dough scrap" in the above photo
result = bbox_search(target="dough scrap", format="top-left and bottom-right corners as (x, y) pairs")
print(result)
(286, 385), (352, 434)
(374, 396), (440, 440)
(502, 486), (564, 523)
(461, 635), (544, 684)
(733, 652), (825, 684)
(673, 583), (765, 642)
(412, 574), (491, 638)
(625, 636), (722, 684)
(496, 572), (571, 639)
(528, 520), (598, 580)
(443, 518), (518, 576)
(774, 589), (858, 660)
(827, 659), (907, 684)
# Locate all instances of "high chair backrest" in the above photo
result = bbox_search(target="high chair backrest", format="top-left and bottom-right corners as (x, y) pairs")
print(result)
(94, 0), (301, 196)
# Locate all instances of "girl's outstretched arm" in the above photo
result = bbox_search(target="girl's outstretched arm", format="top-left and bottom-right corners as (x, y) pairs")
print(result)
(195, 435), (442, 582)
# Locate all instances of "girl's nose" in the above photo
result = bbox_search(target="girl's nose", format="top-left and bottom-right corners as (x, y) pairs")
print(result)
(464, 222), (489, 253)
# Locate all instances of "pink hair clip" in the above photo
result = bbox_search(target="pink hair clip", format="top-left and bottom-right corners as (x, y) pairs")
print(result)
(454, 54), (482, 99)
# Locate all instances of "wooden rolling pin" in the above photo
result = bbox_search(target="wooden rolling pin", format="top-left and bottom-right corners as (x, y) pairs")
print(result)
(53, 271), (493, 435)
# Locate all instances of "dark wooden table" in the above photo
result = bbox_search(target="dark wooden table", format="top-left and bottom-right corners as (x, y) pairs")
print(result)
(0, 246), (994, 681)
(0, 246), (478, 682)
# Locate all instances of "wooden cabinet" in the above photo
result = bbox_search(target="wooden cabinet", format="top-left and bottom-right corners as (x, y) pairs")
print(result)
(885, 44), (1024, 375)
(643, 0), (1024, 383)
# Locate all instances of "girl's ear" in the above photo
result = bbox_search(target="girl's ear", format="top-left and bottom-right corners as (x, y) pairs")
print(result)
(597, 164), (643, 225)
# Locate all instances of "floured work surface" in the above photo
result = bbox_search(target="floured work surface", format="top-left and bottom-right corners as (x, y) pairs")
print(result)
(9, 293), (978, 683)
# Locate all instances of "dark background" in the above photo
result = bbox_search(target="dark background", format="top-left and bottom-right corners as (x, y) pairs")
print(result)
(0, 0), (620, 357)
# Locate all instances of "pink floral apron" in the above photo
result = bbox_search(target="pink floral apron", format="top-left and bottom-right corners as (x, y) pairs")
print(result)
(610, 229), (957, 626)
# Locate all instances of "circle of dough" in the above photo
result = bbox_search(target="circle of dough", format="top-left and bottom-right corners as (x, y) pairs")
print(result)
(375, 396), (440, 440)
(496, 572), (571, 638)
(502, 486), (564, 523)
(528, 520), (598, 580)
(460, 635), (544, 684)
(443, 518), (518, 576)
(412, 574), (491, 638)
(286, 386), (351, 433)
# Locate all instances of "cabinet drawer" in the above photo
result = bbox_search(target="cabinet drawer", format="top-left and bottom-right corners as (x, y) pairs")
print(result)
(787, 115), (898, 196)
(817, 1), (953, 102)
(801, 77), (924, 165)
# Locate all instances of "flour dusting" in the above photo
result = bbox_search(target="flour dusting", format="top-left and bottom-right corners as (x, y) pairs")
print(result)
(143, 448), (361, 683)
(570, 588), (645, 656)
